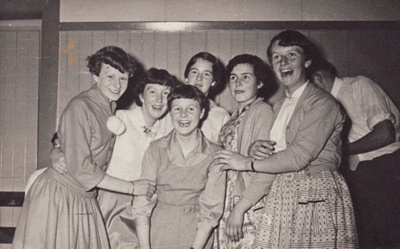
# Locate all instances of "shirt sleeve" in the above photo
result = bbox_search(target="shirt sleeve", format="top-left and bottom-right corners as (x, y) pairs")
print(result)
(272, 97), (344, 172)
(353, 76), (396, 129)
(131, 144), (159, 219)
(241, 105), (277, 205)
(59, 98), (106, 190)
(197, 154), (227, 228)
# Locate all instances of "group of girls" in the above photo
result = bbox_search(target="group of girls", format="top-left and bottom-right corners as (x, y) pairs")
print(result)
(13, 30), (358, 249)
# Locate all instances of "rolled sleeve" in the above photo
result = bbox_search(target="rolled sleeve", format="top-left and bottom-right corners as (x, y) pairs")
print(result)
(197, 162), (226, 228)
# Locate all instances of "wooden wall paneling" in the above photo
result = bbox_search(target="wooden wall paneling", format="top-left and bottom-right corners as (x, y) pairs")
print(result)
(142, 31), (156, 70)
(153, 32), (168, 70)
(116, 30), (131, 52)
(65, 31), (81, 112)
(104, 31), (118, 49)
(129, 31), (145, 66)
(78, 31), (94, 93)
(13, 31), (30, 192)
(2, 32), (17, 192)
(58, 31), (69, 123)
(0, 32), (6, 183)
(92, 31), (106, 54)
(166, 32), (181, 80)
(179, 31), (194, 80)
(25, 31), (39, 183)
(243, 30), (258, 56)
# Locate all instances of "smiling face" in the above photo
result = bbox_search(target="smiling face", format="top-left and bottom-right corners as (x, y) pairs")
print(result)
(93, 63), (129, 102)
(186, 59), (215, 96)
(170, 98), (204, 137)
(270, 40), (311, 95)
(139, 83), (171, 126)
(229, 63), (262, 109)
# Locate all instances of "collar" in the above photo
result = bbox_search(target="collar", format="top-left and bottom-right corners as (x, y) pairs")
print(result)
(164, 129), (212, 167)
(129, 104), (160, 134)
(330, 77), (343, 98)
(285, 81), (309, 100)
(91, 84), (117, 112)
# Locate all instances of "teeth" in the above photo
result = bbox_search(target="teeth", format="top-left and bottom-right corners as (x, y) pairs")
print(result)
(281, 69), (293, 77)
(178, 121), (190, 127)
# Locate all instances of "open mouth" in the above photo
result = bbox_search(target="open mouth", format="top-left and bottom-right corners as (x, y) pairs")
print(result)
(178, 120), (191, 127)
(152, 105), (164, 111)
(234, 90), (244, 95)
(280, 69), (293, 78)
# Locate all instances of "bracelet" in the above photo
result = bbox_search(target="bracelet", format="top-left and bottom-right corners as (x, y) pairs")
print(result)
(130, 181), (135, 195)
(250, 158), (256, 172)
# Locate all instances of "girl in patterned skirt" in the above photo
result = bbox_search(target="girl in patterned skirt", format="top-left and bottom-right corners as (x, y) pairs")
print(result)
(213, 30), (358, 248)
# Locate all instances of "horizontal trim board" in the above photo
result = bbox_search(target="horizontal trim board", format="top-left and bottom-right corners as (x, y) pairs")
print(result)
(0, 192), (25, 207)
(59, 21), (400, 31)
(0, 227), (15, 244)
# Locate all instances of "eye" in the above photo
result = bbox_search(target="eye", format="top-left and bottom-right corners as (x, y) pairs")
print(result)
(108, 75), (115, 80)
(203, 72), (212, 78)
(229, 75), (237, 81)
(149, 90), (156, 94)
(163, 90), (170, 96)
(172, 107), (181, 112)
(189, 69), (198, 75)
(287, 52), (297, 58)
(272, 54), (280, 61)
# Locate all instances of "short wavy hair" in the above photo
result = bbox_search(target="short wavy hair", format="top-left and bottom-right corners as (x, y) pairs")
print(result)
(134, 68), (180, 106)
(184, 52), (227, 100)
(167, 84), (210, 119)
(227, 54), (276, 99)
(87, 46), (137, 77)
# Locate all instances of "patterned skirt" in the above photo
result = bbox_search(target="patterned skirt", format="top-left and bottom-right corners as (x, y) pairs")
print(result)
(254, 169), (358, 249)
(214, 171), (262, 249)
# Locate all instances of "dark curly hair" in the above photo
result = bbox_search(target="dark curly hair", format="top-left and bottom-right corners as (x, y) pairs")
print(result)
(227, 54), (276, 99)
(134, 68), (181, 106)
(184, 52), (227, 100)
(86, 46), (137, 77)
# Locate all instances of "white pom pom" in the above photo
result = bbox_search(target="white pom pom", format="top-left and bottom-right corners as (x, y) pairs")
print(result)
(107, 115), (126, 135)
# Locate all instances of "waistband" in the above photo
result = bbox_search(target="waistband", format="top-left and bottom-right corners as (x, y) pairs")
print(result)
(303, 164), (338, 176)
(47, 168), (96, 198)
(157, 201), (200, 214)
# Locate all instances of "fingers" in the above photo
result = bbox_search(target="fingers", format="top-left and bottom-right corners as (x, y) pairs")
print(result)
(226, 223), (243, 242)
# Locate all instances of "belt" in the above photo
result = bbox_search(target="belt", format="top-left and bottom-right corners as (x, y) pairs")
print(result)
(157, 201), (200, 214)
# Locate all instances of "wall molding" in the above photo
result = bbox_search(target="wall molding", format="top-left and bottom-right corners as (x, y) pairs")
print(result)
(59, 21), (400, 31)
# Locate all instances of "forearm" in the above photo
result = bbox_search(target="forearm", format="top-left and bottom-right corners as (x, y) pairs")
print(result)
(96, 174), (133, 195)
(192, 222), (214, 249)
(346, 120), (395, 155)
(134, 216), (151, 249)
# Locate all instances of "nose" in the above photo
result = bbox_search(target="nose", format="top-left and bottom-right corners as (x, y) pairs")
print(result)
(280, 56), (288, 66)
(180, 109), (188, 117)
(196, 73), (202, 81)
(112, 78), (121, 89)
(236, 79), (243, 87)
(155, 92), (162, 103)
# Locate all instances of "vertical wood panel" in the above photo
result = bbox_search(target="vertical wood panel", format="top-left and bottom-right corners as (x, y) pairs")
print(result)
(166, 32), (181, 79)
(57, 29), (400, 117)
(0, 29), (39, 228)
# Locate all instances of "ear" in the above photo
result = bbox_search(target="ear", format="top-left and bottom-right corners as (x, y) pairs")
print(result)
(93, 74), (99, 83)
(200, 108), (205, 120)
(139, 94), (144, 104)
(305, 60), (312, 68)
(312, 72), (323, 84)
